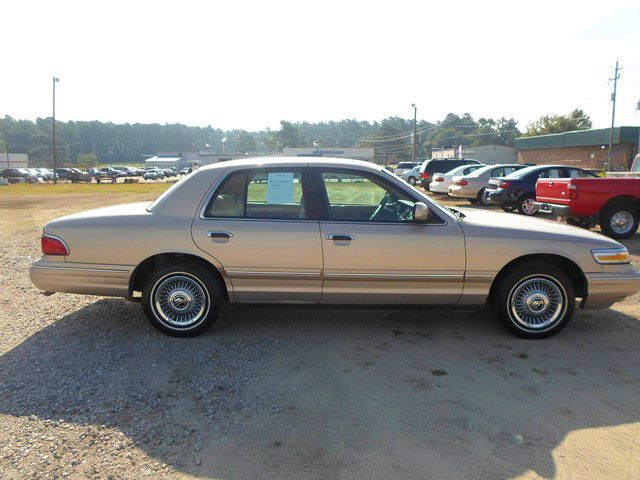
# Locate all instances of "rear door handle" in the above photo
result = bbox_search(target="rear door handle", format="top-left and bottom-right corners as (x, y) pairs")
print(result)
(207, 231), (233, 239)
(325, 234), (354, 241)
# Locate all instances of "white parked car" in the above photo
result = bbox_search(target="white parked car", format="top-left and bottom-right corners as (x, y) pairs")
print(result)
(429, 164), (484, 193)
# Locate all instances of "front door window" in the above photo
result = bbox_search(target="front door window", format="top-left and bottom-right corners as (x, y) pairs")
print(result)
(320, 171), (417, 222)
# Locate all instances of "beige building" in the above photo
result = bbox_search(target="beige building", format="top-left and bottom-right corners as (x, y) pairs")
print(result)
(1, 153), (28, 168)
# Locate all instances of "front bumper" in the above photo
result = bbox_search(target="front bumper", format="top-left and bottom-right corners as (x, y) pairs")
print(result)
(533, 202), (570, 216)
(583, 269), (640, 309)
(30, 258), (133, 297)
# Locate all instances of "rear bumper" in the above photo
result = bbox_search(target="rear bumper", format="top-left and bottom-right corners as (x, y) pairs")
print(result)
(429, 181), (449, 193)
(487, 188), (511, 205)
(448, 185), (479, 198)
(533, 202), (570, 216)
(30, 258), (133, 297)
(583, 269), (640, 309)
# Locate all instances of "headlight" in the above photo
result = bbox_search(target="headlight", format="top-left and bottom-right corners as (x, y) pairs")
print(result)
(592, 247), (631, 264)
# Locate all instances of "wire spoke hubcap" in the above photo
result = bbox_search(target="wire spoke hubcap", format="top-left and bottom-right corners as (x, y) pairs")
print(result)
(611, 211), (633, 234)
(154, 274), (208, 327)
(509, 276), (565, 330)
(522, 199), (537, 215)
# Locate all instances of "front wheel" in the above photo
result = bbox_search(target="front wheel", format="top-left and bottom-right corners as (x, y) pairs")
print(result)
(599, 204), (639, 239)
(493, 261), (575, 338)
(517, 195), (537, 215)
(407, 177), (416, 186)
(142, 262), (221, 336)
(501, 204), (516, 212)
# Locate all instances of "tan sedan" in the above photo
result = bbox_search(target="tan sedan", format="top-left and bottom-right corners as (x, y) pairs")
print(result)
(31, 158), (640, 338)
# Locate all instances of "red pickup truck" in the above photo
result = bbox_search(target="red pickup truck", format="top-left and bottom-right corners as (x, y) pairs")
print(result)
(534, 177), (640, 239)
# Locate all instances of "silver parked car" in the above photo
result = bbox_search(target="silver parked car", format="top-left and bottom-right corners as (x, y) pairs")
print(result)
(30, 157), (640, 338)
(448, 164), (528, 205)
(394, 162), (420, 184)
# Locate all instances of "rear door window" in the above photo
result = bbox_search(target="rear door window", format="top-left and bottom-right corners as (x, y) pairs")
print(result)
(205, 169), (306, 220)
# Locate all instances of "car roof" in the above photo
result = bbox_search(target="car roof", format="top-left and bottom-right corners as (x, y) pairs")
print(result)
(197, 157), (385, 173)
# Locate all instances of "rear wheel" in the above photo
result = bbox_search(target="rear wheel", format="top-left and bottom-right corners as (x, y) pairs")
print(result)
(142, 262), (221, 336)
(517, 195), (537, 215)
(477, 188), (491, 206)
(493, 261), (575, 338)
(408, 176), (416, 186)
(599, 204), (639, 239)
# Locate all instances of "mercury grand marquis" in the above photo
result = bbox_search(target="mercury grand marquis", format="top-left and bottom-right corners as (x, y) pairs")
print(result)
(30, 158), (640, 338)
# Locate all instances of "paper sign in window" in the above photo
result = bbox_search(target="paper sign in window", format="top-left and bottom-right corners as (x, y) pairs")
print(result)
(266, 172), (295, 204)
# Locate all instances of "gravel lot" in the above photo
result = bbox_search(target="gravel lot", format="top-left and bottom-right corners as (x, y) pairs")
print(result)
(1, 186), (640, 479)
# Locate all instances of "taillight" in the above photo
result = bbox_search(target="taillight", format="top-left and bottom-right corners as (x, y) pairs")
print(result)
(500, 180), (511, 188)
(435, 176), (444, 182)
(421, 172), (429, 179)
(568, 184), (578, 200)
(455, 179), (469, 186)
(41, 234), (69, 256)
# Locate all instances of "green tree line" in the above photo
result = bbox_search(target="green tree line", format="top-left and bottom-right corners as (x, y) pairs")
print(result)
(0, 108), (590, 166)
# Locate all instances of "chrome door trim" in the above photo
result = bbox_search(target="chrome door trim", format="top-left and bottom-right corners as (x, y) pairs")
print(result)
(226, 270), (322, 280)
(322, 272), (464, 282)
(31, 265), (130, 274)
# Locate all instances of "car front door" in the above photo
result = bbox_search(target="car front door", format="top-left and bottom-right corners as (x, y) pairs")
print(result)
(192, 167), (323, 303)
(314, 168), (465, 304)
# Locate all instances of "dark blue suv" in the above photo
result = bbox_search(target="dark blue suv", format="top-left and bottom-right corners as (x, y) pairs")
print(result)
(486, 165), (597, 215)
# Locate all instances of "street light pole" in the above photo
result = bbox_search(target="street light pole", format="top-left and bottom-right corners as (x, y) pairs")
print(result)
(411, 103), (417, 162)
(52, 77), (60, 183)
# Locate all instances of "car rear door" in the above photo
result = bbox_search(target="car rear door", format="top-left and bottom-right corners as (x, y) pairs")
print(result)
(192, 167), (323, 303)
(314, 168), (465, 304)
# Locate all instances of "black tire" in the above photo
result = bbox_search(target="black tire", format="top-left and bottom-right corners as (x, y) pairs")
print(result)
(493, 261), (575, 338)
(477, 188), (491, 206)
(599, 204), (639, 239)
(408, 177), (416, 186)
(516, 195), (537, 216)
(142, 262), (222, 337)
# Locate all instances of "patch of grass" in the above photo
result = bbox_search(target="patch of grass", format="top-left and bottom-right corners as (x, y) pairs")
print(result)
(0, 182), (172, 197)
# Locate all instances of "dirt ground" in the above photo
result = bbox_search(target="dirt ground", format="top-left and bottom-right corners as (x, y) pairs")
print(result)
(1, 185), (640, 479)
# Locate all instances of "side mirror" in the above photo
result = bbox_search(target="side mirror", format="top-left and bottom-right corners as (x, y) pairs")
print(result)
(413, 202), (430, 223)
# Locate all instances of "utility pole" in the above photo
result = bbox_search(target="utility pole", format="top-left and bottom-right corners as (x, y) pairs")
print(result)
(607, 61), (621, 170)
(411, 103), (417, 162)
(52, 77), (60, 183)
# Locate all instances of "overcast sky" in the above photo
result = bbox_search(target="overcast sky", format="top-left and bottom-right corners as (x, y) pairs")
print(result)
(2, 0), (639, 132)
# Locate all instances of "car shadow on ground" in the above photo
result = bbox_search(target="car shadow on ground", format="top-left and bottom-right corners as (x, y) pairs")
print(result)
(1, 299), (639, 479)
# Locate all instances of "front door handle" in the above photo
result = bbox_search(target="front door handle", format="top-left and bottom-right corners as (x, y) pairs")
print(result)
(325, 234), (354, 241)
(207, 231), (233, 239)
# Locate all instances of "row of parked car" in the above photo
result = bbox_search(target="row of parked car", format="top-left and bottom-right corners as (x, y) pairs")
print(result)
(0, 165), (191, 183)
(395, 157), (640, 240)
